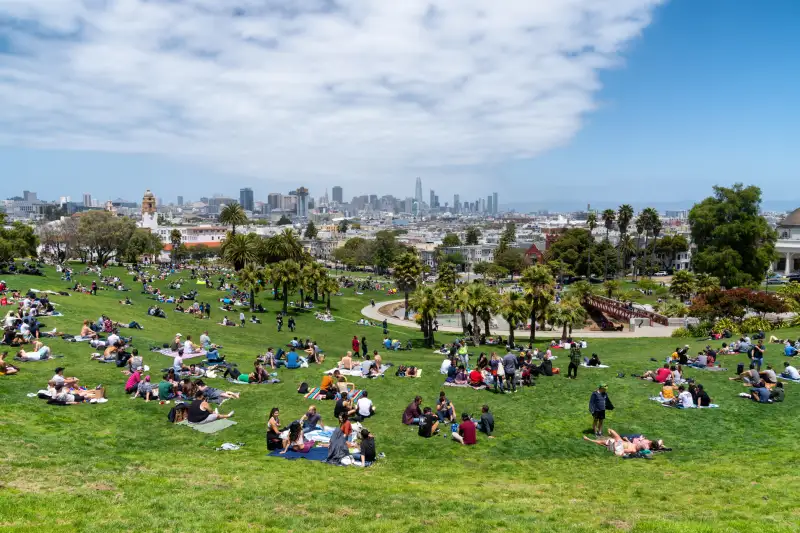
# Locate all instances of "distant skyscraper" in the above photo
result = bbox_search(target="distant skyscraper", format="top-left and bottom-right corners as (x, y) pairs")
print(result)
(434, 195), (439, 207)
(481, 198), (486, 212)
(492, 192), (498, 214)
(487, 195), (493, 214)
(332, 186), (343, 204)
(429, 189), (435, 208)
(454, 194), (460, 214)
(239, 188), (254, 212)
(23, 190), (37, 202)
(415, 177), (423, 206)
(296, 187), (309, 218)
(177, 195), (184, 206)
(83, 193), (92, 207)
(267, 193), (281, 211)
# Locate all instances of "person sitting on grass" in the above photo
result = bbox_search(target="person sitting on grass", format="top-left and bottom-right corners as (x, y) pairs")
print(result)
(80, 320), (98, 340)
(436, 391), (456, 423)
(188, 390), (234, 424)
(0, 351), (19, 375)
(454, 364), (468, 385)
(196, 380), (240, 402)
(770, 382), (785, 402)
(133, 375), (157, 402)
(452, 412), (477, 445)
(51, 366), (79, 389)
(402, 396), (423, 425)
(266, 407), (282, 451)
(418, 406), (439, 438)
(587, 353), (602, 367)
(124, 368), (142, 394)
(729, 363), (761, 385)
(468, 367), (484, 387)
(784, 341), (799, 357)
(301, 405), (322, 434)
(781, 361), (800, 380)
(320, 370), (339, 399)
(667, 385), (694, 408)
(476, 404), (495, 438)
(355, 390), (375, 421)
(280, 420), (311, 454)
(334, 393), (357, 420)
(352, 428), (377, 467)
(583, 428), (638, 457)
(760, 365), (778, 385)
(325, 416), (354, 465)
(339, 351), (355, 370)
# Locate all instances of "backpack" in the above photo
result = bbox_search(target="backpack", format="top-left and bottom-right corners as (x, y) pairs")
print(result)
(167, 402), (188, 423)
(297, 382), (309, 394)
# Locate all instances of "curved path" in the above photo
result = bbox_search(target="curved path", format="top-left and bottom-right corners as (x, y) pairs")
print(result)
(360, 299), (679, 339)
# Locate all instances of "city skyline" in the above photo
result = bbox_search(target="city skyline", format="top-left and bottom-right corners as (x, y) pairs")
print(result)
(1, 2), (798, 205)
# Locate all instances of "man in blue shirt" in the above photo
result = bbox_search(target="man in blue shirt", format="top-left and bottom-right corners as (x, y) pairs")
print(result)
(749, 380), (771, 403)
(285, 349), (301, 369)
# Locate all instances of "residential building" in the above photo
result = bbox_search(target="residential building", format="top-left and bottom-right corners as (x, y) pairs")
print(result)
(177, 196), (184, 206)
(267, 193), (282, 211)
(775, 208), (800, 274)
(442, 244), (498, 271)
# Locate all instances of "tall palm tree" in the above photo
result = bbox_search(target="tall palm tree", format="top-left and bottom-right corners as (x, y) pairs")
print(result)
(649, 214), (663, 276)
(453, 284), (471, 337)
(617, 235), (637, 276)
(475, 283), (500, 337)
(238, 263), (264, 311)
(392, 252), (424, 319)
(301, 261), (328, 301)
(500, 290), (527, 348)
(321, 276), (340, 311)
(601, 209), (616, 279)
(263, 228), (305, 264)
(634, 213), (646, 280)
(551, 296), (588, 340)
(521, 265), (556, 342)
(460, 282), (488, 346)
(639, 207), (659, 277)
(220, 232), (259, 271)
(617, 204), (634, 277)
(271, 259), (301, 314)
(409, 285), (444, 347)
(219, 203), (248, 236)
(586, 212), (597, 279)
(571, 280), (595, 302)
(169, 229), (182, 263)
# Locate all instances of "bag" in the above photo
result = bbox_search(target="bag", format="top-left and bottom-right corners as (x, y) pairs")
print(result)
(297, 382), (309, 394)
(736, 363), (744, 375)
(497, 364), (505, 377)
(167, 402), (188, 423)
(552, 367), (560, 375)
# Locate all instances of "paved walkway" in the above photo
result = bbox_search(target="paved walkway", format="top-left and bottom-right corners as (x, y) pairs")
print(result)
(360, 300), (679, 339)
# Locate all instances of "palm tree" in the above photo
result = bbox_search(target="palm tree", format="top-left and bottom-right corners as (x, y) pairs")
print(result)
(617, 235), (637, 276)
(695, 273), (720, 296)
(634, 213), (646, 280)
(601, 209), (616, 279)
(219, 203), (248, 236)
(321, 276), (340, 311)
(586, 212), (597, 279)
(460, 282), (488, 346)
(521, 265), (556, 342)
(453, 284), (471, 337)
(639, 207), (659, 277)
(409, 285), (444, 347)
(238, 264), (264, 311)
(262, 228), (305, 264)
(271, 259), (301, 314)
(393, 252), (424, 319)
(500, 290), (527, 348)
(475, 283), (500, 337)
(571, 280), (595, 302)
(617, 204), (634, 276)
(649, 214), (663, 276)
(551, 296), (588, 339)
(220, 232), (259, 271)
(301, 262), (328, 301)
(169, 229), (182, 263)
(436, 262), (457, 292)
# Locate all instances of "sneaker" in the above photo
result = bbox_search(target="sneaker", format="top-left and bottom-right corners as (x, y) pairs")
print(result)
(227, 410), (235, 416)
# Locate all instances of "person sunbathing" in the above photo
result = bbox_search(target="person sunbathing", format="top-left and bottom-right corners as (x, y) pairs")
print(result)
(16, 342), (52, 361)
(80, 320), (98, 340)
(583, 429), (639, 456)
(339, 351), (355, 370)
(0, 351), (19, 375)
(196, 380), (240, 402)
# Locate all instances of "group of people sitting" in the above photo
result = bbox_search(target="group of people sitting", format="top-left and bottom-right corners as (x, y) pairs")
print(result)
(337, 350), (385, 377)
(441, 349), (559, 391)
(402, 395), (496, 443)
(768, 336), (800, 357)
(729, 362), (788, 403)
(658, 383), (713, 408)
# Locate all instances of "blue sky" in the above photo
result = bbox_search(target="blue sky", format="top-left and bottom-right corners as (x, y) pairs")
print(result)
(0, 0), (797, 211)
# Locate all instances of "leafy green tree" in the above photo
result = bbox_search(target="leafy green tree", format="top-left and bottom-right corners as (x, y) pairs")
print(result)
(585, 212), (597, 277)
(494, 248), (525, 275)
(617, 204), (634, 275)
(219, 203), (248, 235)
(221, 232), (259, 271)
(521, 265), (555, 341)
(393, 252), (424, 319)
(669, 270), (697, 301)
(76, 210), (136, 265)
(442, 233), (461, 247)
(472, 261), (490, 278)
(37, 218), (78, 262)
(486, 264), (509, 282)
(546, 228), (597, 278)
(0, 220), (40, 263)
(497, 222), (517, 255)
(277, 215), (292, 226)
(465, 226), (481, 245)
(410, 285), (444, 347)
(689, 184), (777, 288)
(238, 264), (265, 311)
(124, 228), (163, 263)
(169, 229), (182, 262)
(338, 219), (350, 234)
(304, 221), (318, 239)
(500, 290), (528, 347)
(271, 259), (301, 313)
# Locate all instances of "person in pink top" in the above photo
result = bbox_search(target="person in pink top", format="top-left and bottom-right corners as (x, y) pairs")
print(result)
(125, 369), (142, 394)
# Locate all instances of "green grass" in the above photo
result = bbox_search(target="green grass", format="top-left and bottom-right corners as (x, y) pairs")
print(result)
(2, 266), (800, 532)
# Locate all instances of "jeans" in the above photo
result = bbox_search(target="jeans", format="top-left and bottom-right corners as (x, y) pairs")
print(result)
(505, 373), (516, 392)
(568, 362), (578, 379)
(437, 409), (453, 422)
(494, 375), (504, 392)
(753, 357), (763, 371)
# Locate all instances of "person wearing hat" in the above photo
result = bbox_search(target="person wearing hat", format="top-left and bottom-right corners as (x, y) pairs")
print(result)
(589, 383), (614, 437)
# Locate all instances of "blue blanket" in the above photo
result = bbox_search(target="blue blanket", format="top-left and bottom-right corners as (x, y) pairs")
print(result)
(268, 447), (328, 462)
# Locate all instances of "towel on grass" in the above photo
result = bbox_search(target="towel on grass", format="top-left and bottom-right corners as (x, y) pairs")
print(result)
(303, 387), (365, 402)
(226, 377), (281, 385)
(324, 364), (390, 377)
(778, 376), (800, 383)
(268, 446), (328, 462)
(177, 418), (237, 434)
(399, 369), (423, 378)
(689, 365), (728, 372)
(157, 348), (207, 360)
(443, 382), (488, 390)
(43, 312), (64, 317)
(581, 363), (610, 368)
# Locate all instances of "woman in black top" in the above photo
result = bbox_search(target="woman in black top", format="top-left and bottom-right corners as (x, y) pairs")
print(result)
(357, 428), (376, 466)
(187, 391), (234, 424)
(266, 407), (282, 450)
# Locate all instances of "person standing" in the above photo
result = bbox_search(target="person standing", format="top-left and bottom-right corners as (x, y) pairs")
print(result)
(276, 315), (283, 332)
(205, 302), (211, 319)
(751, 340), (765, 371)
(352, 336), (361, 358)
(361, 336), (368, 359)
(91, 280), (97, 295)
(568, 342), (581, 379)
(502, 350), (518, 393)
(240, 311), (246, 328)
(589, 383), (613, 437)
(288, 316), (296, 332)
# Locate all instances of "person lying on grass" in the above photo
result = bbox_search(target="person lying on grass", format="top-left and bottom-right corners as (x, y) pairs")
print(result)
(223, 367), (255, 384)
(0, 351), (19, 375)
(748, 380), (772, 404)
(50, 383), (89, 405)
(187, 390), (234, 424)
(583, 429), (639, 457)
(16, 340), (52, 361)
(195, 379), (240, 402)
(640, 364), (672, 383)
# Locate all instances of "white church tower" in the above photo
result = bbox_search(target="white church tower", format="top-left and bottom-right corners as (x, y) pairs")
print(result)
(140, 189), (158, 230)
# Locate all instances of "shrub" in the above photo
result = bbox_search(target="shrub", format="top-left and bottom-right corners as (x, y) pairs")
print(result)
(671, 327), (695, 338)
(740, 317), (773, 334)
(688, 320), (713, 337)
(712, 318), (741, 336)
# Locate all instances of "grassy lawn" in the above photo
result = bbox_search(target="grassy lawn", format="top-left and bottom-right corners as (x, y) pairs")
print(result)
(2, 266), (800, 532)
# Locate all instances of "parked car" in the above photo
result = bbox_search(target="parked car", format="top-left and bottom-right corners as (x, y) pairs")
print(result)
(654, 271), (669, 277)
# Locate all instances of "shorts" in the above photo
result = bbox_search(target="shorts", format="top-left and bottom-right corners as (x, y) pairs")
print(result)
(606, 439), (624, 455)
(592, 410), (605, 420)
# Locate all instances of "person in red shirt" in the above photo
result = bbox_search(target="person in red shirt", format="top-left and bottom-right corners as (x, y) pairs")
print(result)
(468, 368), (484, 387)
(351, 336), (360, 358)
(654, 364), (672, 384)
(452, 413), (477, 445)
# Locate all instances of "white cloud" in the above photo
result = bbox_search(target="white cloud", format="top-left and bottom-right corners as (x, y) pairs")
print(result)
(0, 0), (663, 193)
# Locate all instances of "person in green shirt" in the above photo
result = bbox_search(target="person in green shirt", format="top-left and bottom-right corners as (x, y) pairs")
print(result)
(770, 382), (785, 402)
(158, 379), (176, 400)
(567, 343), (582, 379)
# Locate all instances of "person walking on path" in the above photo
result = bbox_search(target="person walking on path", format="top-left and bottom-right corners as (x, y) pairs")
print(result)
(568, 342), (581, 379)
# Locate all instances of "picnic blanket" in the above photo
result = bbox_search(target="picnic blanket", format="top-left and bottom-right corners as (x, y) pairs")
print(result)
(283, 427), (335, 444)
(581, 363), (609, 368)
(226, 377), (281, 385)
(177, 418), (237, 434)
(324, 364), (390, 378)
(156, 348), (207, 360)
(443, 382), (488, 390)
(778, 376), (800, 383)
(688, 365), (728, 372)
(649, 397), (719, 408)
(268, 446), (328, 462)
(42, 312), (64, 317)
(303, 387), (365, 402)
(398, 369), (423, 378)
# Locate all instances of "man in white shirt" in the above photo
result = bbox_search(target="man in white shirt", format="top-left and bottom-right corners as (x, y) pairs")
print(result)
(199, 331), (211, 348)
(782, 362), (800, 380)
(107, 331), (121, 347)
(677, 385), (694, 408)
(355, 391), (375, 421)
(440, 357), (451, 374)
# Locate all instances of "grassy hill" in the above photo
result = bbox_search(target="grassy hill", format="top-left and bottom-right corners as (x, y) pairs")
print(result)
(1, 265), (799, 532)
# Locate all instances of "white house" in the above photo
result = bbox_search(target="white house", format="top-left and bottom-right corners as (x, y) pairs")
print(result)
(775, 208), (800, 275)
